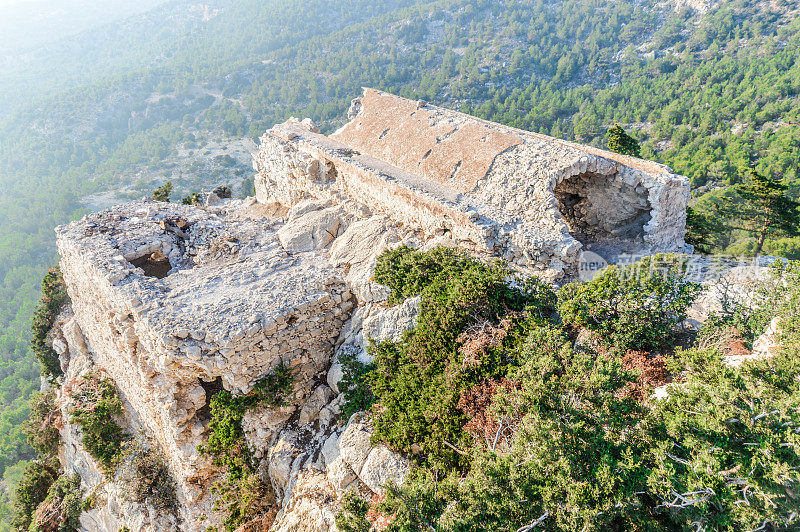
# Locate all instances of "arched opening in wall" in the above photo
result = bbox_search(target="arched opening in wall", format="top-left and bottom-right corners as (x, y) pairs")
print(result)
(554, 172), (652, 256)
(195, 376), (224, 423)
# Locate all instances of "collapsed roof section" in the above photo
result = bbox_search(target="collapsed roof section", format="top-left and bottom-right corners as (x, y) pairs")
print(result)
(254, 88), (690, 278)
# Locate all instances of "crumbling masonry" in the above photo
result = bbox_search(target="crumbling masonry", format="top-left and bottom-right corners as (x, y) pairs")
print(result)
(254, 88), (690, 278)
(52, 89), (691, 531)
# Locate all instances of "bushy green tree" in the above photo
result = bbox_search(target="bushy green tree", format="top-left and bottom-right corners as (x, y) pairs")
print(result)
(181, 192), (201, 205)
(718, 171), (800, 256)
(151, 181), (172, 202)
(213, 185), (232, 199)
(558, 254), (702, 352)
(606, 124), (641, 157)
(10, 460), (58, 531)
(31, 267), (68, 378)
(685, 205), (726, 254)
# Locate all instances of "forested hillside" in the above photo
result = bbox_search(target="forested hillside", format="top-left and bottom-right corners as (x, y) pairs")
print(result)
(0, 0), (798, 526)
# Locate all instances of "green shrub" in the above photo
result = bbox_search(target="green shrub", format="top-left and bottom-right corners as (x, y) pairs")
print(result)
(10, 459), (59, 531)
(335, 491), (372, 532)
(200, 363), (292, 476)
(29, 474), (84, 532)
(374, 338), (800, 531)
(558, 254), (701, 352)
(368, 246), (557, 471)
(68, 372), (126, 474)
(182, 192), (201, 205)
(116, 441), (177, 510)
(430, 324), (649, 531)
(24, 389), (62, 459)
(338, 347), (374, 422)
(81, 492), (98, 511)
(213, 185), (232, 198)
(373, 245), (483, 304)
(31, 266), (69, 378)
(199, 364), (292, 531)
(151, 181), (172, 202)
(354, 255), (800, 531)
(646, 347), (800, 530)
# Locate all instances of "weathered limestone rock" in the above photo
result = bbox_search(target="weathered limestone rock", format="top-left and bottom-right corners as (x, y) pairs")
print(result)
(338, 416), (373, 476)
(359, 445), (411, 495)
(361, 296), (420, 347)
(298, 384), (335, 425)
(254, 88), (691, 279)
(278, 202), (349, 252)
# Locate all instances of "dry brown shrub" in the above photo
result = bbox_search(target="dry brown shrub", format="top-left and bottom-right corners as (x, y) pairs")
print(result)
(366, 492), (393, 531)
(696, 324), (751, 357)
(30, 497), (63, 532)
(457, 317), (515, 367)
(458, 378), (519, 449)
(620, 351), (670, 401)
(234, 506), (278, 532)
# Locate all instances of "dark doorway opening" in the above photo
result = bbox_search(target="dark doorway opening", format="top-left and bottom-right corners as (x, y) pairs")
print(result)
(196, 377), (225, 423)
(554, 172), (651, 254)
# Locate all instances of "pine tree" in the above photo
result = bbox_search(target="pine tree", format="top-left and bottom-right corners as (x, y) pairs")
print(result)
(606, 124), (641, 157)
(151, 181), (172, 203)
(721, 171), (800, 256)
(685, 206), (725, 254)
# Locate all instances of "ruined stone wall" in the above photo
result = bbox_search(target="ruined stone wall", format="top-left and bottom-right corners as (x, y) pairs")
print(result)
(254, 89), (691, 279)
(254, 121), (497, 251)
(55, 200), (354, 525)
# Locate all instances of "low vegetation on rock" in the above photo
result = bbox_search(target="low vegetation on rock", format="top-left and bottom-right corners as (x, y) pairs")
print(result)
(31, 266), (68, 378)
(116, 441), (177, 511)
(67, 372), (126, 474)
(13, 351), (180, 528)
(338, 248), (800, 531)
(199, 363), (293, 531)
(28, 473), (84, 532)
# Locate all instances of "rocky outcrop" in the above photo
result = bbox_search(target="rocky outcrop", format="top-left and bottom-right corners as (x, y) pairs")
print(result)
(53, 197), (415, 530)
(51, 89), (691, 531)
(54, 199), (355, 527)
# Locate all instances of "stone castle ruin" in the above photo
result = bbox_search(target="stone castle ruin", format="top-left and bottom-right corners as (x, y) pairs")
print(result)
(255, 88), (690, 278)
(51, 89), (691, 530)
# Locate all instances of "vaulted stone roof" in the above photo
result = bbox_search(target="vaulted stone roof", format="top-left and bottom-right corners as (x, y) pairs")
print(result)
(254, 88), (691, 278)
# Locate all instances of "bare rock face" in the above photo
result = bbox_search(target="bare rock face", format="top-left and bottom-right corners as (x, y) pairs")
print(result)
(278, 201), (350, 252)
